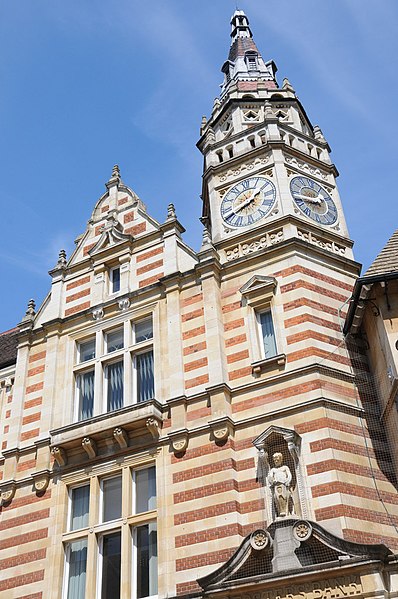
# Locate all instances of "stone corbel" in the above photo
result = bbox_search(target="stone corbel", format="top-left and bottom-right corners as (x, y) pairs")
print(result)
(32, 470), (50, 494)
(51, 446), (67, 467)
(82, 437), (97, 459)
(146, 417), (160, 440)
(118, 298), (130, 311)
(0, 481), (16, 505)
(209, 416), (234, 443)
(92, 307), (104, 321)
(113, 427), (128, 449)
(168, 429), (189, 455)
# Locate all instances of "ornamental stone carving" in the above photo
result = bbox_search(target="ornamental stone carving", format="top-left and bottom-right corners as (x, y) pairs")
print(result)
(113, 427), (128, 449)
(169, 430), (189, 454)
(92, 307), (104, 321)
(146, 417), (160, 440)
(51, 446), (67, 467)
(82, 437), (97, 459)
(267, 452), (294, 518)
(0, 482), (16, 505)
(32, 471), (50, 493)
(250, 529), (271, 550)
(118, 298), (130, 311)
(293, 520), (312, 541)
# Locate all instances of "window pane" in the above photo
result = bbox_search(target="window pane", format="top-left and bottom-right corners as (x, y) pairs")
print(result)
(260, 311), (277, 358)
(137, 351), (154, 402)
(102, 476), (122, 522)
(106, 328), (124, 353)
(77, 370), (94, 420)
(136, 523), (158, 599)
(111, 267), (121, 293)
(136, 467), (156, 513)
(101, 532), (121, 599)
(106, 361), (124, 411)
(78, 339), (95, 362)
(135, 318), (153, 342)
(66, 539), (87, 599)
(70, 485), (89, 530)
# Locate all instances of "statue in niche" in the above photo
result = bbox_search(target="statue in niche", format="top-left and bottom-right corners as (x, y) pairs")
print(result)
(266, 452), (294, 517)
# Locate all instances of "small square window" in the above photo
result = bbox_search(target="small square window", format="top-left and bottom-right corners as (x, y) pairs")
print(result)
(135, 318), (153, 343)
(78, 338), (95, 363)
(106, 328), (124, 353)
(110, 267), (121, 293)
(70, 485), (90, 531)
(135, 466), (156, 513)
(102, 476), (122, 522)
(258, 310), (277, 359)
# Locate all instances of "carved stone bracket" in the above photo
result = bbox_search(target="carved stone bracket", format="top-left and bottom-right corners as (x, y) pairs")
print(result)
(146, 417), (160, 440)
(169, 429), (189, 454)
(82, 437), (97, 459)
(209, 416), (234, 442)
(0, 481), (16, 505)
(32, 470), (50, 494)
(118, 298), (130, 311)
(51, 446), (67, 467)
(113, 427), (128, 449)
(92, 307), (104, 321)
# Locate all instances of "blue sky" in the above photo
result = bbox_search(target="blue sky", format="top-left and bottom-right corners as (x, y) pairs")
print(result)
(0, 0), (397, 332)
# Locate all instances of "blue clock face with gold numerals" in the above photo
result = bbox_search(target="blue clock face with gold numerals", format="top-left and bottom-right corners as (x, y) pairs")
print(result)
(290, 176), (337, 225)
(220, 177), (276, 228)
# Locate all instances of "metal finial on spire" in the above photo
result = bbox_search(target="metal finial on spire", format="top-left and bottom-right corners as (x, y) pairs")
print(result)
(167, 203), (176, 220)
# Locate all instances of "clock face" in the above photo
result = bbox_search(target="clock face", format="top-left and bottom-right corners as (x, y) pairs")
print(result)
(290, 176), (337, 225)
(220, 177), (276, 228)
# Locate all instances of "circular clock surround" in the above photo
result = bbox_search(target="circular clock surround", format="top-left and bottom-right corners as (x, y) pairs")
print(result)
(220, 176), (276, 228)
(290, 176), (338, 225)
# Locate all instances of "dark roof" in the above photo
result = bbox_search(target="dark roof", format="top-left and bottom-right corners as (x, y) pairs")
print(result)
(228, 37), (259, 62)
(0, 328), (18, 369)
(365, 229), (398, 276)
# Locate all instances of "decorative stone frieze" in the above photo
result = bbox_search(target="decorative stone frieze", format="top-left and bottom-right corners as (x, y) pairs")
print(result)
(225, 229), (284, 262)
(297, 228), (346, 255)
(285, 155), (328, 180)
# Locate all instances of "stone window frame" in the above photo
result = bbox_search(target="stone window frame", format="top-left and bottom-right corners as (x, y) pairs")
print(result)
(72, 314), (155, 423)
(61, 460), (158, 599)
(240, 275), (286, 375)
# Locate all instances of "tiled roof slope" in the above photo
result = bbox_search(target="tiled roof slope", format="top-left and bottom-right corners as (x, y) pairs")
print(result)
(0, 327), (18, 369)
(365, 229), (398, 277)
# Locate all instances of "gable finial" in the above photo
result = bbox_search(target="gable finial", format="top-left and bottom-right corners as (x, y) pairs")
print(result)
(57, 249), (67, 267)
(167, 203), (176, 220)
(106, 164), (122, 190)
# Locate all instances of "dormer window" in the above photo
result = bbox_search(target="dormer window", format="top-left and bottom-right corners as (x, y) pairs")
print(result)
(246, 53), (258, 71)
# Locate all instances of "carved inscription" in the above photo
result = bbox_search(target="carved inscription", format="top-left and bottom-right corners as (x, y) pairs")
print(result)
(235, 577), (362, 599)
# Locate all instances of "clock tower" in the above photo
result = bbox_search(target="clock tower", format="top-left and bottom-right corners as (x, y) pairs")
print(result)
(198, 10), (352, 259)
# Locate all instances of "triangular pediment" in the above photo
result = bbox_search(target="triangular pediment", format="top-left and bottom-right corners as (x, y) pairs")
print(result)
(240, 275), (277, 295)
(197, 520), (392, 592)
(253, 425), (300, 451)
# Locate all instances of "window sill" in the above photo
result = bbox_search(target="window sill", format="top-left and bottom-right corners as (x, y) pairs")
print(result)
(50, 399), (164, 451)
(251, 354), (286, 376)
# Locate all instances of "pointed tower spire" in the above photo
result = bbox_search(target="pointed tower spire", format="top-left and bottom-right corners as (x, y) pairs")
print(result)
(221, 10), (278, 96)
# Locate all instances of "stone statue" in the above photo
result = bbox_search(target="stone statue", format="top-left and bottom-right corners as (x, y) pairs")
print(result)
(267, 452), (293, 517)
